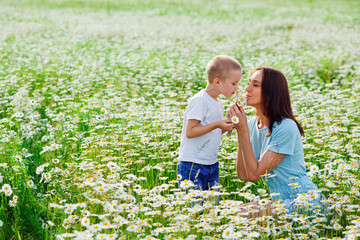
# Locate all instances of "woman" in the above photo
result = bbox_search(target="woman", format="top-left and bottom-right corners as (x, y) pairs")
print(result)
(228, 67), (323, 215)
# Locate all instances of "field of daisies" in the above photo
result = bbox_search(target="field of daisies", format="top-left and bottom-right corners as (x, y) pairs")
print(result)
(0, 0), (360, 239)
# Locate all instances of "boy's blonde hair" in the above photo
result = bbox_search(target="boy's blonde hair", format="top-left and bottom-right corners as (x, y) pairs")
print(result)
(206, 55), (242, 83)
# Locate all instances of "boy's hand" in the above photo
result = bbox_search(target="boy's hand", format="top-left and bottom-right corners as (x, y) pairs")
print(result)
(217, 119), (234, 132)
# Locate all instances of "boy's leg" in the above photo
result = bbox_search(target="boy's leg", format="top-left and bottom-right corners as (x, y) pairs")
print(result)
(177, 161), (206, 191)
(177, 162), (208, 206)
(206, 162), (219, 189)
(205, 162), (220, 205)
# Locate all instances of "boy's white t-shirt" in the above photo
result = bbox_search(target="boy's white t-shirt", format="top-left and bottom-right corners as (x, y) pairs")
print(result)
(179, 89), (224, 165)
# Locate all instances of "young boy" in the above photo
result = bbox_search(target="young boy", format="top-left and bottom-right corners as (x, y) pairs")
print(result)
(177, 55), (242, 191)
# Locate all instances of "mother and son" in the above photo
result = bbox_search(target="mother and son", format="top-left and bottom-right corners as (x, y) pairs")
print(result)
(177, 55), (322, 215)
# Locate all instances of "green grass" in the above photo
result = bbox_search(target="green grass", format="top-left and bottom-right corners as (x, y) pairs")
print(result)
(0, 0), (359, 239)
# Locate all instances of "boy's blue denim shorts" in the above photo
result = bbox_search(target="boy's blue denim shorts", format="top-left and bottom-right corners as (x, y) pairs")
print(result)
(177, 161), (219, 191)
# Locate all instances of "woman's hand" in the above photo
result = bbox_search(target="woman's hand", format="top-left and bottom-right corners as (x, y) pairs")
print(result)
(227, 104), (248, 132)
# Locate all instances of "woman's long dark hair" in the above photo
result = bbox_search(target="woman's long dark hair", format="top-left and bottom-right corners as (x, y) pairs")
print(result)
(252, 67), (304, 137)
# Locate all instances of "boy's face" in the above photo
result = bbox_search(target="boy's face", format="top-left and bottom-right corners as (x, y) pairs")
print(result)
(218, 69), (242, 98)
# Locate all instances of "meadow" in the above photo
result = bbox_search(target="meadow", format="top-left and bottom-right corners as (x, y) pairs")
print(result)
(0, 0), (360, 239)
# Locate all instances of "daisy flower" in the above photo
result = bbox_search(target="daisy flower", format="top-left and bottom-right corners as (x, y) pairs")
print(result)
(1, 184), (12, 192)
(222, 226), (235, 239)
(26, 180), (34, 188)
(4, 189), (13, 196)
(180, 179), (194, 190)
(81, 217), (91, 227)
(89, 224), (103, 232)
(235, 89), (247, 107)
(231, 116), (239, 124)
(126, 224), (140, 233)
(236, 96), (247, 107)
(9, 200), (16, 207)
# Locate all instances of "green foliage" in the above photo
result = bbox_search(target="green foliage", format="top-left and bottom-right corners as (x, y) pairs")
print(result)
(0, 0), (359, 239)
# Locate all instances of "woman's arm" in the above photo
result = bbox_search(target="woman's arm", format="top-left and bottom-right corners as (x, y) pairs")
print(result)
(236, 130), (285, 181)
(235, 127), (252, 180)
(229, 105), (285, 182)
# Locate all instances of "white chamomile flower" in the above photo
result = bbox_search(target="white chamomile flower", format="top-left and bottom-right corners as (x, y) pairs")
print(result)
(222, 226), (235, 239)
(231, 116), (239, 124)
(235, 89), (247, 107)
(236, 96), (247, 107)
(309, 164), (319, 172)
(1, 184), (12, 192)
(81, 217), (91, 227)
(141, 137), (149, 144)
(9, 199), (17, 207)
(180, 179), (194, 189)
(26, 180), (34, 188)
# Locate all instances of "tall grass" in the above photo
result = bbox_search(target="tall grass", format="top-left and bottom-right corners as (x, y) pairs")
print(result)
(0, 0), (359, 239)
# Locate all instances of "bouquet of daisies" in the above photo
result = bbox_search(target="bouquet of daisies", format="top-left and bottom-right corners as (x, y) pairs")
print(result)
(231, 89), (247, 124)
(234, 89), (247, 108)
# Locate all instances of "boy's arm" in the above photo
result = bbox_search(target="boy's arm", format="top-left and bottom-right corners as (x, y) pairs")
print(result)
(186, 119), (233, 138)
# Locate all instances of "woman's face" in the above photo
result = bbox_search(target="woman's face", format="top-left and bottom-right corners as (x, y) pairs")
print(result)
(245, 70), (262, 108)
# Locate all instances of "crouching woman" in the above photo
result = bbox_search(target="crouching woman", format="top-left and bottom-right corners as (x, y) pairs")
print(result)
(228, 67), (324, 216)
